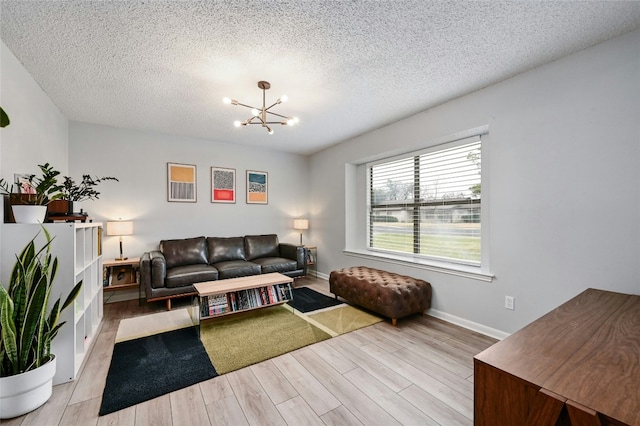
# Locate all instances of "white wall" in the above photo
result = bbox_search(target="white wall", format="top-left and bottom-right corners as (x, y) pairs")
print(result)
(310, 29), (640, 336)
(0, 40), (68, 273)
(0, 41), (69, 181)
(69, 122), (311, 261)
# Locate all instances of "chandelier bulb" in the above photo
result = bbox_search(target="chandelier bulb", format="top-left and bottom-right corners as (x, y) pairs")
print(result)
(268, 128), (274, 135)
(251, 108), (260, 117)
(280, 95), (288, 103)
(234, 120), (241, 127)
(223, 97), (231, 105)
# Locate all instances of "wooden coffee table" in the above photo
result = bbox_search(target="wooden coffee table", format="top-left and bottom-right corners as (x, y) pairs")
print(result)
(193, 273), (294, 328)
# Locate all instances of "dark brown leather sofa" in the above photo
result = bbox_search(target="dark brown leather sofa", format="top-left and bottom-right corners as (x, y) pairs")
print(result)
(140, 234), (306, 309)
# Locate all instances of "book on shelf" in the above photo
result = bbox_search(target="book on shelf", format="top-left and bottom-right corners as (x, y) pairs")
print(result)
(239, 290), (250, 310)
(201, 294), (230, 317)
(229, 292), (237, 311)
(283, 283), (293, 300)
(267, 286), (276, 304)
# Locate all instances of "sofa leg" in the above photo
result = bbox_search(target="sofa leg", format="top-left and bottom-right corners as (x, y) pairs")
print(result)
(391, 318), (397, 327)
(166, 299), (172, 311)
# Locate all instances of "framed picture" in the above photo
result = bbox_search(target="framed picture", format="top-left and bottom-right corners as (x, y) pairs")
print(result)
(246, 170), (268, 204)
(167, 163), (197, 202)
(14, 173), (35, 194)
(211, 167), (236, 203)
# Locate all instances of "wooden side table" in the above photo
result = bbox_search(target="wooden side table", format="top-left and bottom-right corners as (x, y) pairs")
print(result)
(305, 246), (317, 277)
(103, 257), (141, 303)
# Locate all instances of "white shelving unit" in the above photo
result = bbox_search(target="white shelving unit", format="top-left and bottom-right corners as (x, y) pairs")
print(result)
(1, 222), (103, 385)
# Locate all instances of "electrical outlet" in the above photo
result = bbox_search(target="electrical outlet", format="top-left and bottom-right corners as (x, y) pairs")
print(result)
(505, 296), (515, 310)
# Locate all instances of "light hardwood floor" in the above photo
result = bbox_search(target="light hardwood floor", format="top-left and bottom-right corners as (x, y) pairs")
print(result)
(3, 277), (497, 426)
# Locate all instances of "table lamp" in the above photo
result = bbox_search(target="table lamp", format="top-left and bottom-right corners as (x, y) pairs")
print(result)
(293, 218), (309, 246)
(106, 219), (134, 260)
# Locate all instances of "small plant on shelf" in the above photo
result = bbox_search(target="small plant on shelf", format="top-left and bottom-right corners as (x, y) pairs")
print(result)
(0, 163), (64, 205)
(61, 174), (119, 202)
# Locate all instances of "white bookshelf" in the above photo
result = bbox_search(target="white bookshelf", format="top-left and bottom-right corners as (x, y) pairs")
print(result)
(1, 222), (103, 385)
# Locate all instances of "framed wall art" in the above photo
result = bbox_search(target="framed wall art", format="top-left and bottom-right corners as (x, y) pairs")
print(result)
(246, 170), (268, 204)
(167, 163), (197, 202)
(14, 173), (35, 194)
(211, 167), (236, 203)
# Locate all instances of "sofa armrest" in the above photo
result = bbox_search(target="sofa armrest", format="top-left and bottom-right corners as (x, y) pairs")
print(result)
(141, 250), (168, 299)
(279, 243), (306, 272)
(140, 252), (151, 298)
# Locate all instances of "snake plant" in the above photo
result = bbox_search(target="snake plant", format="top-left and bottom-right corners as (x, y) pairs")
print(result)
(0, 227), (82, 377)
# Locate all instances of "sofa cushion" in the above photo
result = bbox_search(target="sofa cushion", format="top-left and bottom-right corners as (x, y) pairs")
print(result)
(165, 264), (218, 288)
(160, 236), (208, 269)
(207, 237), (246, 264)
(251, 257), (298, 274)
(245, 234), (279, 260)
(212, 260), (261, 279)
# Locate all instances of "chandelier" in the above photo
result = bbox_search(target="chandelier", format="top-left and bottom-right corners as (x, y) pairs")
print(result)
(223, 81), (299, 135)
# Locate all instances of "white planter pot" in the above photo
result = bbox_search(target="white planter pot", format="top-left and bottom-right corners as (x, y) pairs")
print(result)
(12, 205), (47, 224)
(0, 356), (56, 419)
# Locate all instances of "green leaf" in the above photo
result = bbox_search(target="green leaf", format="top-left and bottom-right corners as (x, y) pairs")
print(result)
(0, 106), (9, 128)
(20, 262), (48, 371)
(0, 286), (18, 375)
(61, 281), (82, 312)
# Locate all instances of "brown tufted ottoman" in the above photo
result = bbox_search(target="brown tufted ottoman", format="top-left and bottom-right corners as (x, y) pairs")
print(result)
(329, 266), (432, 326)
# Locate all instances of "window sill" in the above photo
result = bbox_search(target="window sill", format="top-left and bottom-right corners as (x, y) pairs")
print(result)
(343, 249), (494, 282)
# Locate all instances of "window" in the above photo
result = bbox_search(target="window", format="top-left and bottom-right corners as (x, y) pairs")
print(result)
(368, 136), (481, 265)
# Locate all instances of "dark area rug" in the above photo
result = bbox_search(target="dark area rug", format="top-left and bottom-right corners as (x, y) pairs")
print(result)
(99, 326), (217, 416)
(287, 287), (343, 313)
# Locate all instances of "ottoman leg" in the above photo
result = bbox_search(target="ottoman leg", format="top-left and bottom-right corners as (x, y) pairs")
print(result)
(392, 318), (397, 327)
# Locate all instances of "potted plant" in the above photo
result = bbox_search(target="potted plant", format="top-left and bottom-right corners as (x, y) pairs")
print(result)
(60, 174), (119, 215)
(0, 227), (82, 418)
(0, 163), (64, 223)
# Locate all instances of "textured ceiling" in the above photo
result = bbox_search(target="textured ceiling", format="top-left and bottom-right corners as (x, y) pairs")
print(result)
(1, 1), (639, 155)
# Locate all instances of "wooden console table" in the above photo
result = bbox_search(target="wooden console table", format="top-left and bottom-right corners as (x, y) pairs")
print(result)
(474, 288), (640, 425)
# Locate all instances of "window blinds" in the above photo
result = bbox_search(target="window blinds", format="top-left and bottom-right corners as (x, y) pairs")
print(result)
(369, 136), (481, 264)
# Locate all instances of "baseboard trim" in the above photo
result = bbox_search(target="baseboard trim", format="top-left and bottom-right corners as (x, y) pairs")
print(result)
(104, 289), (139, 304)
(426, 308), (509, 340)
(318, 270), (508, 340)
(316, 271), (329, 280)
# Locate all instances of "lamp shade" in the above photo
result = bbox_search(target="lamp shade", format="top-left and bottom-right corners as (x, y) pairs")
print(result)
(293, 219), (309, 230)
(106, 220), (134, 236)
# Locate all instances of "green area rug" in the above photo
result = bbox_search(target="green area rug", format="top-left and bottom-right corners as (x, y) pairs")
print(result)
(200, 304), (331, 374)
(200, 302), (383, 374)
